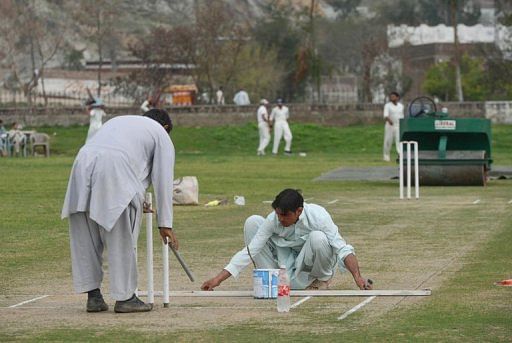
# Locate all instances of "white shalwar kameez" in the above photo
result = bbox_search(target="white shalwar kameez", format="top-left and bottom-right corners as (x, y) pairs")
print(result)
(257, 105), (270, 154)
(86, 108), (105, 142)
(383, 101), (404, 161)
(233, 90), (250, 105)
(224, 203), (355, 289)
(62, 115), (175, 300)
(270, 105), (292, 154)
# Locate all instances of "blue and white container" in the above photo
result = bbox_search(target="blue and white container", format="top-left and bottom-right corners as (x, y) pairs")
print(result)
(253, 269), (280, 299)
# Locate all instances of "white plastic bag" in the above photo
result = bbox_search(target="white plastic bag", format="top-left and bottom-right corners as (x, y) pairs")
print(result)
(173, 176), (199, 205)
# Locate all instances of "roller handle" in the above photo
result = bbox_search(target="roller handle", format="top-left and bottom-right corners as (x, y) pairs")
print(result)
(168, 244), (196, 282)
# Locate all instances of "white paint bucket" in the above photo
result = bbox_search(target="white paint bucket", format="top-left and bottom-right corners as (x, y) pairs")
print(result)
(253, 269), (279, 299)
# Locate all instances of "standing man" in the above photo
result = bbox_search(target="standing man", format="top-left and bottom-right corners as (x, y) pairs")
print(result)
(86, 98), (106, 142)
(216, 86), (225, 105)
(61, 109), (177, 313)
(383, 91), (404, 162)
(256, 99), (271, 156)
(270, 98), (293, 156)
(201, 189), (372, 291)
(233, 88), (250, 105)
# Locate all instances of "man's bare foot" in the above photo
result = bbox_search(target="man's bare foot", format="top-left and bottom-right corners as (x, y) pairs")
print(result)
(306, 278), (332, 290)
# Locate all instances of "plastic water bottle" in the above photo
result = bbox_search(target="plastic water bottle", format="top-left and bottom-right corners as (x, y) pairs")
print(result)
(277, 265), (290, 313)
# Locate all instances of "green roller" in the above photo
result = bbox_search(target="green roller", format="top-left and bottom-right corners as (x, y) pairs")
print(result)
(400, 97), (492, 186)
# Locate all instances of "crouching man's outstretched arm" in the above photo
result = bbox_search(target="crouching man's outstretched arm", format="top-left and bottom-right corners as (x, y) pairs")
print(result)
(344, 254), (372, 290)
(201, 269), (231, 291)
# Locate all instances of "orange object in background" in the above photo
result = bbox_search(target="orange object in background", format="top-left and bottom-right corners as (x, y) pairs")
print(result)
(164, 85), (198, 106)
(494, 279), (512, 286)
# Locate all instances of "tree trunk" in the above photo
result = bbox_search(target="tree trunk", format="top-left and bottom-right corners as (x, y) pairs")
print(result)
(41, 70), (48, 107)
(451, 0), (464, 101)
(97, 8), (103, 98)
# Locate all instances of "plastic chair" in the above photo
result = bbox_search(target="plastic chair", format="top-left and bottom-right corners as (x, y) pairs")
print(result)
(8, 132), (27, 157)
(31, 133), (50, 157)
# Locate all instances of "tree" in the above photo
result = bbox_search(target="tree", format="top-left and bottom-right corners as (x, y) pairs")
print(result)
(316, 15), (388, 102)
(125, 0), (284, 104)
(423, 55), (487, 101)
(73, 0), (122, 97)
(0, 0), (63, 107)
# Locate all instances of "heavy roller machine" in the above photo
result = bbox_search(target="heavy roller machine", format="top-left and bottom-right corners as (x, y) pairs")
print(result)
(399, 97), (492, 186)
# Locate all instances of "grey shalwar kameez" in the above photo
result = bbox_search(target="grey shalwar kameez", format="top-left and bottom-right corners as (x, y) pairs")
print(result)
(61, 115), (174, 300)
(225, 204), (355, 289)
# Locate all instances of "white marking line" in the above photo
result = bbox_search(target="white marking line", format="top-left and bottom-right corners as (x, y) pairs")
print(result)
(472, 199), (481, 204)
(290, 296), (312, 309)
(262, 200), (272, 204)
(508, 199), (512, 204)
(327, 199), (339, 204)
(337, 296), (376, 321)
(8, 295), (49, 308)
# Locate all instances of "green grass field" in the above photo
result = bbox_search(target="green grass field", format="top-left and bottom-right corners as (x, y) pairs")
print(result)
(1, 123), (511, 342)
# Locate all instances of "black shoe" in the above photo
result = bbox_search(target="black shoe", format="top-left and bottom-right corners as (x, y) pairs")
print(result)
(86, 296), (109, 312)
(284, 150), (292, 156)
(114, 295), (153, 313)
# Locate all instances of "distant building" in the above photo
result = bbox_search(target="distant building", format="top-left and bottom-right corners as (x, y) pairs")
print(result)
(387, 23), (512, 99)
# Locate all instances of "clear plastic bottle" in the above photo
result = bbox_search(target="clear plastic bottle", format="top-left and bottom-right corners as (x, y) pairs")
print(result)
(277, 265), (290, 313)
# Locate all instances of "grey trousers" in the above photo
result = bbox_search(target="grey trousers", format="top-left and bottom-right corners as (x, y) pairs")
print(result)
(68, 199), (142, 301)
(244, 215), (337, 289)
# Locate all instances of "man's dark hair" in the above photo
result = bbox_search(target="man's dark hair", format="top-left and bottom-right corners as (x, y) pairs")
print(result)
(143, 109), (173, 133)
(390, 91), (400, 98)
(272, 189), (304, 213)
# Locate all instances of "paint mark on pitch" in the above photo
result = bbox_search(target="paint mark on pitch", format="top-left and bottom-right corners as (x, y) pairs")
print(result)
(290, 296), (312, 309)
(9, 295), (49, 308)
(327, 199), (339, 204)
(337, 296), (376, 321)
(472, 199), (481, 204)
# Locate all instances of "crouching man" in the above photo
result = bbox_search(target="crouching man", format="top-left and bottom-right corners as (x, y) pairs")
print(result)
(201, 189), (372, 291)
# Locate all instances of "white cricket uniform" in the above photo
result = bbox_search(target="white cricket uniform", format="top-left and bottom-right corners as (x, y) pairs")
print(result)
(224, 203), (355, 289)
(62, 115), (175, 300)
(216, 90), (225, 105)
(86, 108), (105, 142)
(257, 105), (270, 153)
(233, 91), (250, 105)
(270, 105), (292, 154)
(383, 102), (404, 161)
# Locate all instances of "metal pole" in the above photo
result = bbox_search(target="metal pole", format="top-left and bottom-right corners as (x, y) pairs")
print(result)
(413, 141), (419, 199)
(163, 237), (170, 308)
(145, 192), (154, 304)
(399, 142), (404, 199)
(407, 142), (411, 199)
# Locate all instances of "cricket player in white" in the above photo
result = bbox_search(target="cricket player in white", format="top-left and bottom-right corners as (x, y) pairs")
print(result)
(383, 91), (404, 162)
(270, 98), (293, 155)
(62, 109), (177, 313)
(201, 189), (372, 291)
(86, 99), (105, 142)
(257, 99), (271, 155)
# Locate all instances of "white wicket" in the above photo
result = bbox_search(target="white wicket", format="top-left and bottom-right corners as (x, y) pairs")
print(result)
(399, 141), (419, 199)
(144, 192), (170, 307)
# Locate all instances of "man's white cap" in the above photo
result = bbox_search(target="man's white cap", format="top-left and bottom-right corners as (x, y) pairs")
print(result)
(260, 99), (269, 105)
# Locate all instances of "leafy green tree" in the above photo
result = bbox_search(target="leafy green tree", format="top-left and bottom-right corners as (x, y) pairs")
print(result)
(423, 55), (488, 101)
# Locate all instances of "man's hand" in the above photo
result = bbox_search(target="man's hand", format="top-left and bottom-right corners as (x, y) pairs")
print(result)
(355, 276), (373, 290)
(201, 277), (222, 291)
(201, 269), (231, 291)
(143, 201), (154, 213)
(159, 227), (178, 250)
(385, 117), (394, 126)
